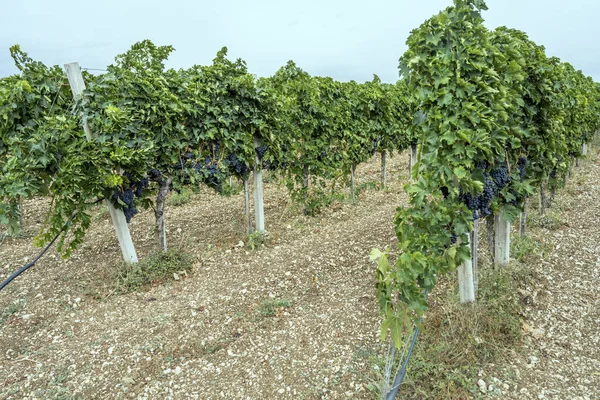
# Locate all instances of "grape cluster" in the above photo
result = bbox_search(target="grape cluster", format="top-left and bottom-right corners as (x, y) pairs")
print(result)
(480, 175), (495, 217)
(149, 169), (161, 180)
(193, 157), (224, 192)
(370, 138), (381, 155)
(255, 145), (268, 161)
(134, 177), (149, 197)
(517, 157), (527, 180)
(440, 186), (449, 199)
(225, 153), (251, 178)
(111, 188), (138, 223)
(490, 165), (511, 189)
(111, 173), (152, 223)
(317, 150), (328, 163)
(458, 166), (500, 220)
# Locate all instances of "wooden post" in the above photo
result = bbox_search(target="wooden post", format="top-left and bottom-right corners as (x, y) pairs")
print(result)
(380, 151), (386, 189)
(471, 219), (479, 294)
(409, 144), (417, 181)
(539, 183), (546, 216)
(64, 62), (138, 263)
(486, 215), (495, 264)
(303, 165), (309, 213)
(155, 177), (171, 251)
(253, 137), (265, 233)
(17, 198), (23, 234)
(244, 178), (251, 234)
(350, 165), (356, 199)
(458, 233), (475, 303)
(494, 210), (510, 267)
(520, 197), (528, 236)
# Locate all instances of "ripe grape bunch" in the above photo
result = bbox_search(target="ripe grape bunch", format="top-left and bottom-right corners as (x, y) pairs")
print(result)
(225, 153), (251, 177)
(517, 157), (527, 180)
(255, 145), (268, 161)
(111, 173), (151, 223)
(490, 165), (511, 189)
(458, 160), (515, 220)
(193, 157), (225, 192)
(111, 188), (138, 223)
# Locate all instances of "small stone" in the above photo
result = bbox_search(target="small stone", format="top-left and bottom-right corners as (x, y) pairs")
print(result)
(173, 273), (180, 281)
(175, 366), (182, 375)
(122, 377), (135, 385)
(21, 314), (33, 320)
(478, 379), (487, 394)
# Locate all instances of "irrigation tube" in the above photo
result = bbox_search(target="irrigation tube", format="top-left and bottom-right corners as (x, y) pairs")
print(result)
(0, 217), (73, 292)
(385, 289), (429, 400)
(0, 198), (104, 293)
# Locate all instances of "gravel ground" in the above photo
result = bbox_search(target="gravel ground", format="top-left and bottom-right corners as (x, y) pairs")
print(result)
(1, 147), (599, 399)
(0, 153), (408, 399)
(478, 150), (600, 400)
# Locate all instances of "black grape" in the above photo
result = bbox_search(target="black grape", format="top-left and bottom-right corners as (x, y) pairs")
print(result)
(480, 174), (496, 218)
(517, 157), (527, 180)
(149, 169), (161, 180)
(111, 188), (138, 223)
(255, 145), (268, 161)
(475, 160), (488, 170)
(440, 186), (449, 199)
(134, 177), (149, 197)
(491, 165), (511, 189)
(450, 233), (457, 244)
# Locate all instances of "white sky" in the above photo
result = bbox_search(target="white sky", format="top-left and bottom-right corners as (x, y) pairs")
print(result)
(1, 0), (598, 82)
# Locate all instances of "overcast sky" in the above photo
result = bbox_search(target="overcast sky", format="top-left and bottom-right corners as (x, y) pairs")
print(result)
(1, 0), (598, 82)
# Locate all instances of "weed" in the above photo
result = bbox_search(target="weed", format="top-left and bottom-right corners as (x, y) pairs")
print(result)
(369, 261), (531, 398)
(246, 231), (266, 250)
(257, 298), (292, 317)
(1, 298), (26, 325)
(222, 178), (244, 196)
(167, 188), (193, 206)
(355, 180), (380, 198)
(511, 235), (550, 262)
(114, 249), (193, 293)
(528, 211), (562, 230)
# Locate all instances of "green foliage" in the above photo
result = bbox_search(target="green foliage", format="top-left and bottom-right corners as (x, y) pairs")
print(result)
(166, 188), (192, 207)
(265, 63), (412, 213)
(374, 0), (600, 347)
(246, 231), (266, 250)
(528, 211), (562, 231)
(1, 298), (26, 326)
(511, 235), (551, 262)
(0, 38), (416, 255)
(114, 249), (193, 293)
(257, 298), (292, 317)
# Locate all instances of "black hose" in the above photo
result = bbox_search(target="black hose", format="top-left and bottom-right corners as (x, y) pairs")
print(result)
(385, 289), (429, 400)
(385, 324), (421, 400)
(0, 217), (73, 292)
(0, 198), (103, 293)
